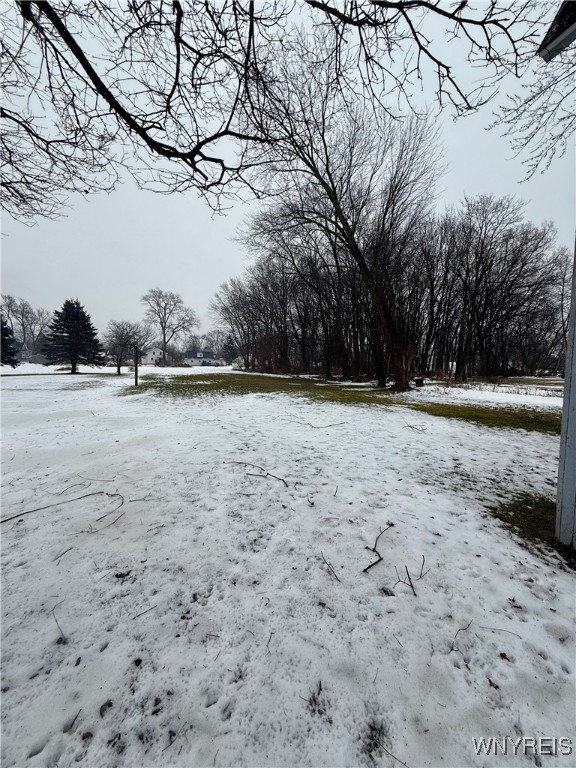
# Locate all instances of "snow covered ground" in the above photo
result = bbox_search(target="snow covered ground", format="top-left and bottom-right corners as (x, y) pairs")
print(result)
(1, 369), (574, 767)
(397, 382), (563, 411)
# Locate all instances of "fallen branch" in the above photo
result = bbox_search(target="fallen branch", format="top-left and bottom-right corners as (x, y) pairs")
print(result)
(162, 721), (186, 752)
(479, 625), (522, 639)
(132, 605), (158, 620)
(321, 551), (340, 582)
(226, 461), (288, 487)
(1, 492), (124, 524)
(63, 708), (82, 733)
(91, 511), (127, 532)
(393, 565), (417, 597)
(51, 600), (67, 643)
(56, 481), (91, 496)
(363, 523), (394, 573)
(402, 418), (427, 433)
(415, 555), (431, 581)
(95, 494), (125, 521)
(376, 740), (410, 768)
(53, 547), (73, 562)
(74, 510), (127, 535)
(450, 620), (473, 652)
(78, 475), (117, 482)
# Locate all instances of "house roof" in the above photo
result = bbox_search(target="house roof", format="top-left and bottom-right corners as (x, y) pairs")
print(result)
(538, 1), (576, 61)
(185, 349), (214, 358)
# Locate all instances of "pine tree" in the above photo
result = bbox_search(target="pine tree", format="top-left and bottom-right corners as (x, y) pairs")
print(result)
(222, 335), (238, 364)
(1, 316), (19, 368)
(43, 299), (105, 374)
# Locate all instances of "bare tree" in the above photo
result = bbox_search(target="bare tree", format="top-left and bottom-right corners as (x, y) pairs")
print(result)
(246, 35), (442, 388)
(491, 0), (576, 177)
(104, 320), (155, 375)
(0, 294), (51, 349)
(2, 1), (545, 221)
(141, 289), (198, 365)
(0, 295), (18, 334)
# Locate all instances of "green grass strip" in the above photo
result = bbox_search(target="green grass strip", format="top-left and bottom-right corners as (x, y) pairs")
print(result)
(406, 402), (561, 435)
(488, 492), (575, 567)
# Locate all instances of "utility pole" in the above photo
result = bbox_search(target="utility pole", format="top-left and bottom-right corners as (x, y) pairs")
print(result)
(134, 345), (138, 387)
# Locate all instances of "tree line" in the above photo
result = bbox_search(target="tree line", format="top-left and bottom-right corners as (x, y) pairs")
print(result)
(212, 195), (571, 384)
(1, 289), (236, 372)
(207, 39), (571, 389)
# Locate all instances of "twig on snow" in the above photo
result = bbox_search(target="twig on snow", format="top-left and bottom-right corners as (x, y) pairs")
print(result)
(162, 722), (186, 752)
(393, 555), (430, 594)
(95, 494), (125, 521)
(78, 475), (117, 482)
(132, 605), (158, 620)
(64, 708), (82, 733)
(56, 481), (91, 496)
(53, 547), (73, 562)
(404, 566), (417, 597)
(479, 625), (522, 639)
(333, 485), (338, 497)
(51, 600), (67, 643)
(321, 551), (341, 582)
(376, 740), (410, 768)
(226, 461), (288, 487)
(393, 633), (404, 648)
(402, 417), (427, 433)
(246, 471), (288, 486)
(416, 555), (431, 581)
(363, 523), (394, 573)
(450, 621), (473, 652)
(77, 509), (127, 534)
(393, 565), (417, 597)
(1, 492), (124, 524)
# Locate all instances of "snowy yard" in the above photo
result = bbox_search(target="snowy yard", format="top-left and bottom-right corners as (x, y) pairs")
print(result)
(1, 368), (574, 767)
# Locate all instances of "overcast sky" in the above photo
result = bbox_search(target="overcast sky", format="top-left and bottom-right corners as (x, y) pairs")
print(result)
(2, 20), (574, 338)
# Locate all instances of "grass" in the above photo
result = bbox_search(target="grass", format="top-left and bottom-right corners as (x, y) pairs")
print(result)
(121, 372), (561, 435)
(406, 402), (561, 435)
(122, 372), (396, 406)
(488, 493), (575, 568)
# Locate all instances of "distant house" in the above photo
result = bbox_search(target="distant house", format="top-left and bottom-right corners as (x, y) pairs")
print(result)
(31, 333), (49, 364)
(13, 340), (31, 362)
(140, 347), (164, 365)
(184, 348), (227, 367)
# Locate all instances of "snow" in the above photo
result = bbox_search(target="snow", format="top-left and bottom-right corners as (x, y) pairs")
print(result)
(396, 383), (563, 411)
(1, 369), (574, 767)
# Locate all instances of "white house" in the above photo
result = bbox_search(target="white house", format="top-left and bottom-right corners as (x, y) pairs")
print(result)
(184, 349), (227, 367)
(140, 347), (164, 365)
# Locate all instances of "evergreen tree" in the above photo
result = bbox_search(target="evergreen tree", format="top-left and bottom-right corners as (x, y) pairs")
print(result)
(1, 315), (19, 367)
(222, 334), (238, 365)
(43, 299), (105, 374)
